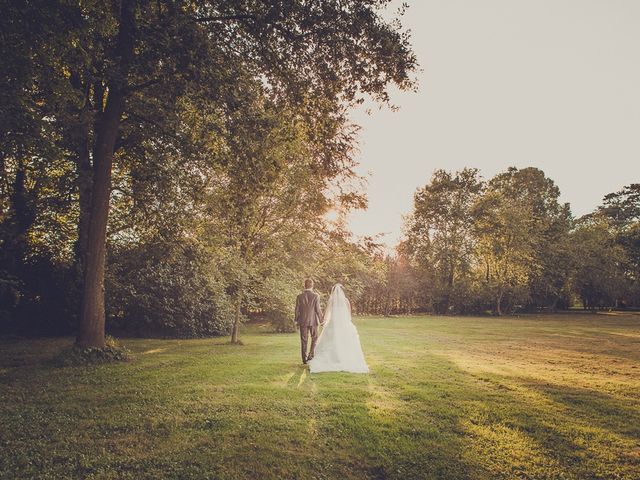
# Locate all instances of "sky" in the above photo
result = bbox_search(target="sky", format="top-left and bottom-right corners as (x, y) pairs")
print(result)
(347, 0), (640, 248)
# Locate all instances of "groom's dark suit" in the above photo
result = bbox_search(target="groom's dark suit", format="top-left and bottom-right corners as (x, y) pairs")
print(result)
(295, 288), (323, 363)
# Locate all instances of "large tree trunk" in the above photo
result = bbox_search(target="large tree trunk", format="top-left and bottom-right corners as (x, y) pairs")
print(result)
(76, 87), (126, 348)
(76, 0), (135, 348)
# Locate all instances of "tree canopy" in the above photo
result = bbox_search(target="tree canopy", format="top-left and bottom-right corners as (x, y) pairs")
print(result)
(0, 0), (417, 342)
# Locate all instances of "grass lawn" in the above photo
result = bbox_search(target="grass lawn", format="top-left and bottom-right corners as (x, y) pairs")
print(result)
(1, 314), (639, 479)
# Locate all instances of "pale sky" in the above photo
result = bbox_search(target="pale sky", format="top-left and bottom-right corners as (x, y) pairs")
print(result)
(347, 0), (640, 248)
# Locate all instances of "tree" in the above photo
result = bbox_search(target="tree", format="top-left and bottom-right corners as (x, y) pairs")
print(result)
(600, 184), (640, 226)
(570, 215), (627, 309)
(404, 168), (483, 313)
(471, 167), (572, 315)
(355, 249), (419, 316)
(473, 188), (534, 315)
(0, 1), (81, 330)
(493, 167), (572, 311)
(597, 184), (640, 307)
(3, 1), (416, 346)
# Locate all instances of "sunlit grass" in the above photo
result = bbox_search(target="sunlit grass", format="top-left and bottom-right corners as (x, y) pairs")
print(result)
(1, 314), (639, 479)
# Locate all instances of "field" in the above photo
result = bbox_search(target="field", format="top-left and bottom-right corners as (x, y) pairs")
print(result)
(1, 314), (639, 479)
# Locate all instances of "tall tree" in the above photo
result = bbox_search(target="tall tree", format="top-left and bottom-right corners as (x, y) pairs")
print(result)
(404, 168), (483, 313)
(472, 188), (534, 315)
(570, 214), (627, 309)
(472, 167), (571, 315)
(491, 167), (573, 311)
(597, 184), (640, 306)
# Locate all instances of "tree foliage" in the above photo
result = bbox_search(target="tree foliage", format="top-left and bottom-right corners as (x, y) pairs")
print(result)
(398, 167), (638, 315)
(0, 0), (417, 340)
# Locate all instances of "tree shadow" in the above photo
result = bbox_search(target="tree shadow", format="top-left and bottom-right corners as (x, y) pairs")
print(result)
(303, 348), (640, 479)
(456, 371), (640, 479)
(514, 377), (640, 439)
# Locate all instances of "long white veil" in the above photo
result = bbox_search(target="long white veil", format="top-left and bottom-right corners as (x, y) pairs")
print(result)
(309, 283), (368, 373)
(321, 283), (350, 328)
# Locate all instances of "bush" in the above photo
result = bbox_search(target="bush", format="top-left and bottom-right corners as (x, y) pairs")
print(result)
(106, 239), (234, 337)
(55, 336), (132, 365)
(268, 309), (296, 333)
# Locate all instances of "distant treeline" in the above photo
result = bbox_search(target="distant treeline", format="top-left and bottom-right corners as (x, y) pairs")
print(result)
(354, 168), (640, 316)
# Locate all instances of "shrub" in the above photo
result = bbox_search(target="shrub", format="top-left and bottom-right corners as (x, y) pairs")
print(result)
(106, 239), (234, 337)
(55, 336), (132, 365)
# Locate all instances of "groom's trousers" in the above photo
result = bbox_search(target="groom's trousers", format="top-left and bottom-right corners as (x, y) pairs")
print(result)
(299, 324), (318, 362)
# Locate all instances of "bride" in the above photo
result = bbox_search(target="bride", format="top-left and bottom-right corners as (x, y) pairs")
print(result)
(309, 284), (369, 374)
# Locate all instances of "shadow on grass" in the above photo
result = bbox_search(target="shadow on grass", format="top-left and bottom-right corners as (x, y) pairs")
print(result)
(305, 349), (640, 480)
(515, 377), (640, 439)
(458, 371), (640, 479)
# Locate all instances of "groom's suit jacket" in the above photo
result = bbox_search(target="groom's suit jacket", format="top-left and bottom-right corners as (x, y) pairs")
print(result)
(295, 289), (323, 327)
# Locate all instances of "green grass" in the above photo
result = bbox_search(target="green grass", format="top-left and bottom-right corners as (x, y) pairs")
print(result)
(1, 314), (639, 479)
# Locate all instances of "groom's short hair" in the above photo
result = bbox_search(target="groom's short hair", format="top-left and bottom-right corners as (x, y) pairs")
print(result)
(304, 278), (314, 289)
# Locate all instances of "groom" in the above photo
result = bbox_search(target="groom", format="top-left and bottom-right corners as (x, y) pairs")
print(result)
(295, 278), (323, 364)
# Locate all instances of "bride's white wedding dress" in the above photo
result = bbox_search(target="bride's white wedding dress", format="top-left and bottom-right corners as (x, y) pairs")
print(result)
(309, 284), (369, 374)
